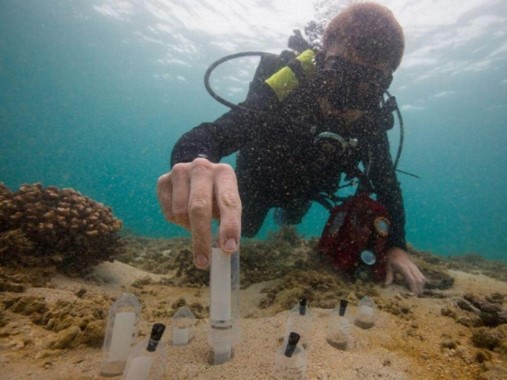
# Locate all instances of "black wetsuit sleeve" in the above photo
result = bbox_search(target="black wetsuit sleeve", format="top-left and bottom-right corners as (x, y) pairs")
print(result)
(367, 132), (407, 250)
(170, 55), (280, 166)
(170, 109), (255, 165)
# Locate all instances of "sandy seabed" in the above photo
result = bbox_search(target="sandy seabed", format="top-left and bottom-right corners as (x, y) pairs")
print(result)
(1, 235), (506, 380)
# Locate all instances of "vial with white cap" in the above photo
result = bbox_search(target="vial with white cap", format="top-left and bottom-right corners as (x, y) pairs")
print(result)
(355, 296), (376, 329)
(100, 293), (141, 376)
(171, 305), (195, 346)
(208, 247), (240, 364)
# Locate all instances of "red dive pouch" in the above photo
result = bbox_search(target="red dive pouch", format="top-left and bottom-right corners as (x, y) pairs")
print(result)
(318, 193), (390, 282)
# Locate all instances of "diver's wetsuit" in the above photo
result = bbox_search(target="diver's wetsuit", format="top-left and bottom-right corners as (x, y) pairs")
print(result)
(170, 53), (407, 250)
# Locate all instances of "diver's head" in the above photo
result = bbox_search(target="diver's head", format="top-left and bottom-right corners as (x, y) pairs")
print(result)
(323, 2), (404, 73)
(317, 3), (404, 113)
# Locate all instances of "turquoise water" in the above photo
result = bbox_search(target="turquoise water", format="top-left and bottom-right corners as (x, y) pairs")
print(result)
(1, 0), (506, 260)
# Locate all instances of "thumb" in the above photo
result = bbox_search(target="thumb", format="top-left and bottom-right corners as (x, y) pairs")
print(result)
(385, 262), (394, 286)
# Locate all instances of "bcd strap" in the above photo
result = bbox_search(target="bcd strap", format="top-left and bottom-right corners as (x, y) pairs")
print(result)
(264, 49), (316, 102)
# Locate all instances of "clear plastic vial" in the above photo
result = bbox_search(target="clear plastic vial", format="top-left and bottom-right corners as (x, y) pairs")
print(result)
(100, 293), (141, 376)
(326, 299), (350, 350)
(122, 323), (167, 380)
(284, 297), (312, 349)
(208, 247), (240, 365)
(354, 296), (376, 329)
(171, 305), (195, 346)
(275, 332), (307, 380)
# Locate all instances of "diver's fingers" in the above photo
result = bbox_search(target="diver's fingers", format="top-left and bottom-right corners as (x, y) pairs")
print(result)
(404, 264), (426, 295)
(157, 168), (191, 229)
(214, 164), (242, 254)
(188, 158), (214, 269)
(405, 268), (418, 295)
(413, 268), (427, 295)
(385, 262), (394, 286)
(157, 172), (176, 222)
(386, 247), (427, 295)
(170, 163), (191, 229)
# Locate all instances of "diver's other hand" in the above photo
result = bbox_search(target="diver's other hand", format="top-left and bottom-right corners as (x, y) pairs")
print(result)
(385, 247), (426, 295)
(156, 158), (242, 269)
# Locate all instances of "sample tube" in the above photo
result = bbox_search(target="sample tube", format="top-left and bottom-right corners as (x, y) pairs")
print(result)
(284, 297), (312, 348)
(275, 332), (307, 379)
(354, 296), (376, 329)
(122, 323), (167, 380)
(326, 299), (350, 350)
(299, 297), (308, 316)
(208, 247), (240, 365)
(171, 305), (195, 346)
(100, 293), (141, 376)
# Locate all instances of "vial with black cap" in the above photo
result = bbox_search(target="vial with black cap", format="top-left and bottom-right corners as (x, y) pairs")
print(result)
(284, 297), (313, 349)
(326, 299), (350, 350)
(122, 323), (167, 380)
(275, 332), (307, 379)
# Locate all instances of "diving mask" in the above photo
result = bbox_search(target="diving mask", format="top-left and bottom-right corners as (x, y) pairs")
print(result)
(317, 55), (393, 111)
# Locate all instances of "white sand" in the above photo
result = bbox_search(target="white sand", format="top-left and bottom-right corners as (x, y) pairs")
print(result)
(1, 261), (506, 379)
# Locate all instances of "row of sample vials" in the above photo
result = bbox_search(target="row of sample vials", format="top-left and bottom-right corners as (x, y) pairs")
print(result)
(99, 247), (239, 379)
(275, 296), (377, 379)
(98, 247), (377, 379)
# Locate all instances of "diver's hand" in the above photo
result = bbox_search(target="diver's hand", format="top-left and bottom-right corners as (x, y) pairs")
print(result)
(385, 247), (426, 295)
(157, 158), (242, 269)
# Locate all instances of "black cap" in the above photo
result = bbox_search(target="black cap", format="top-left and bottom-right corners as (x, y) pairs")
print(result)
(299, 297), (307, 316)
(146, 323), (166, 352)
(339, 299), (348, 316)
(284, 332), (301, 357)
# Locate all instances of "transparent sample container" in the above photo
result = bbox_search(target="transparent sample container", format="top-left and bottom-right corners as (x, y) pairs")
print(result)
(122, 323), (167, 380)
(172, 305), (195, 346)
(208, 247), (240, 365)
(354, 296), (376, 329)
(275, 332), (307, 380)
(284, 297), (312, 349)
(100, 293), (141, 376)
(326, 299), (350, 350)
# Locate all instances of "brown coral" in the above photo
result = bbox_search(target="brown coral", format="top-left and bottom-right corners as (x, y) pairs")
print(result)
(0, 182), (124, 273)
(2, 293), (109, 348)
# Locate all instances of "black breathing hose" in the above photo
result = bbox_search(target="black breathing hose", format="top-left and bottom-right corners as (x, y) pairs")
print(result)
(385, 90), (404, 171)
(204, 51), (275, 111)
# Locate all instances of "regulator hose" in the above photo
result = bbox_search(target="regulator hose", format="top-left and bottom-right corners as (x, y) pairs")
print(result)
(385, 90), (404, 171)
(204, 51), (276, 111)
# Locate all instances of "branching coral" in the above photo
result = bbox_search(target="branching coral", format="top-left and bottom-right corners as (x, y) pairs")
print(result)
(0, 182), (124, 273)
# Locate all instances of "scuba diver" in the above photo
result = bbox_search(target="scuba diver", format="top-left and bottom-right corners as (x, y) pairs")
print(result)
(157, 2), (426, 294)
